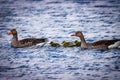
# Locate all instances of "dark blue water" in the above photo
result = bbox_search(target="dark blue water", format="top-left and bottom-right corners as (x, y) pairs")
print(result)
(0, 0), (120, 80)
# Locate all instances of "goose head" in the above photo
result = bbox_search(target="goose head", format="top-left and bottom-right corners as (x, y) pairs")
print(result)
(8, 29), (17, 36)
(71, 31), (83, 37)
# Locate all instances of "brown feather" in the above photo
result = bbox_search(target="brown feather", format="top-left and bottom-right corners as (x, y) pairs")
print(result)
(92, 40), (119, 46)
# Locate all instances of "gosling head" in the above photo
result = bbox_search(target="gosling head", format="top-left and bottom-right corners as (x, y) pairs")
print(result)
(62, 40), (67, 44)
(50, 41), (54, 44)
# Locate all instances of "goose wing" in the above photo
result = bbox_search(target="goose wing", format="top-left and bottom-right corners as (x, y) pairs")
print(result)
(19, 38), (48, 47)
(92, 40), (119, 46)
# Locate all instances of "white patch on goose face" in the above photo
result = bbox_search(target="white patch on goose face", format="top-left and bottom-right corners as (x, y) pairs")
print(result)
(108, 41), (120, 49)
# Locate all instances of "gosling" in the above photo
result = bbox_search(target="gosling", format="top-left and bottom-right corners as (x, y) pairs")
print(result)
(50, 41), (60, 47)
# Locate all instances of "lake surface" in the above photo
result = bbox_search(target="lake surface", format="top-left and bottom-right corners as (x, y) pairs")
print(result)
(0, 0), (120, 80)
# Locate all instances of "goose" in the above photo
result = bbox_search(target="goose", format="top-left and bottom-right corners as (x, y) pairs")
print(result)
(71, 31), (120, 49)
(8, 29), (48, 48)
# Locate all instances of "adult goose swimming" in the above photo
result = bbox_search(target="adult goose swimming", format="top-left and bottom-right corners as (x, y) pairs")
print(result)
(8, 29), (48, 48)
(71, 31), (120, 49)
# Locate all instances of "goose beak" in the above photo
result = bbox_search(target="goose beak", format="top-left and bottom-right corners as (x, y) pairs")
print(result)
(8, 31), (12, 35)
(71, 33), (76, 36)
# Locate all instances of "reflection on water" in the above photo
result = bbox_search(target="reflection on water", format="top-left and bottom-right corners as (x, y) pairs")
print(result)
(0, 0), (120, 80)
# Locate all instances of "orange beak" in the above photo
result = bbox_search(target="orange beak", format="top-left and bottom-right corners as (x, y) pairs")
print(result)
(71, 33), (76, 36)
(8, 31), (12, 35)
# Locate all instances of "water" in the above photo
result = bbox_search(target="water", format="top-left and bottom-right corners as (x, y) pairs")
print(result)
(0, 0), (120, 80)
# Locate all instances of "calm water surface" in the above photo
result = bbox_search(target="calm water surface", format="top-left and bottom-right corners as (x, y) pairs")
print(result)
(0, 0), (120, 80)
